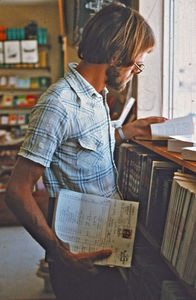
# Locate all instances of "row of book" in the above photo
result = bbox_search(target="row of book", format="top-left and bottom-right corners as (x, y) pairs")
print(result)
(0, 75), (50, 89)
(0, 113), (30, 127)
(116, 141), (196, 287)
(161, 173), (196, 287)
(117, 142), (179, 244)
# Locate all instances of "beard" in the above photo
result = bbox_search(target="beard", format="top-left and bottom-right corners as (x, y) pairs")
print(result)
(105, 65), (127, 92)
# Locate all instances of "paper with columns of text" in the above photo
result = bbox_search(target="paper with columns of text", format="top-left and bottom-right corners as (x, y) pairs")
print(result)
(151, 115), (194, 138)
(52, 189), (139, 268)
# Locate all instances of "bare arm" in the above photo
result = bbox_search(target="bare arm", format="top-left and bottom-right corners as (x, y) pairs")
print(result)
(5, 156), (58, 252)
(5, 156), (111, 279)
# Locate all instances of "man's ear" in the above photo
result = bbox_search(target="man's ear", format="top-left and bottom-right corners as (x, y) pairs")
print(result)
(110, 51), (121, 66)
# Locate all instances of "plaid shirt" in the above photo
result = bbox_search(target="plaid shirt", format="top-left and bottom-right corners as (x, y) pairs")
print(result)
(19, 63), (120, 198)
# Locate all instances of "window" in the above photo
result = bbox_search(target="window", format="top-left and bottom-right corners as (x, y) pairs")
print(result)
(163, 0), (196, 119)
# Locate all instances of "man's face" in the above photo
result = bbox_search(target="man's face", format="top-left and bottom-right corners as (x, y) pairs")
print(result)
(105, 52), (147, 91)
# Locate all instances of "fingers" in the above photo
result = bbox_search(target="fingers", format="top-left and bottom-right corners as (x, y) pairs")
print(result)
(78, 249), (112, 262)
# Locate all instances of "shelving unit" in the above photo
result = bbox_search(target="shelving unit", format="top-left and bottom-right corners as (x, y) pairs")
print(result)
(0, 24), (52, 223)
(131, 138), (196, 299)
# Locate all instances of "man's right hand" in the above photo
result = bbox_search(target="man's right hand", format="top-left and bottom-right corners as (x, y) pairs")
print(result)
(48, 240), (112, 282)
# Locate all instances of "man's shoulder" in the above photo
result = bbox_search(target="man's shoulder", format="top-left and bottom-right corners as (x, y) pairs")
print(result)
(39, 77), (78, 106)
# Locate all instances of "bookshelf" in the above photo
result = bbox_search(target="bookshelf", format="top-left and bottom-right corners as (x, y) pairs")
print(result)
(117, 139), (196, 299)
(133, 139), (196, 173)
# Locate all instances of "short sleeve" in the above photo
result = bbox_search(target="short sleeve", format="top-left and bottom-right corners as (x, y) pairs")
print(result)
(18, 96), (68, 167)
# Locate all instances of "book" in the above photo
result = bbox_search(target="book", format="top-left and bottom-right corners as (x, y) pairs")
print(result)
(145, 161), (178, 228)
(146, 164), (178, 245)
(118, 143), (141, 199)
(171, 188), (193, 267)
(161, 176), (190, 262)
(52, 189), (139, 268)
(175, 184), (196, 283)
(161, 173), (196, 285)
(167, 136), (196, 153)
(138, 153), (167, 225)
(181, 147), (196, 161)
(116, 142), (134, 193)
(126, 146), (153, 203)
(182, 222), (196, 285)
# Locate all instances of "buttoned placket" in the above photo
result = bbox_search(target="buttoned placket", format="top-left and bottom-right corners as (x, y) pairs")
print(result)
(101, 91), (123, 199)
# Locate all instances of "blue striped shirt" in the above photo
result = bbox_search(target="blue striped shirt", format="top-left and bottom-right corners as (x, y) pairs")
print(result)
(18, 63), (119, 198)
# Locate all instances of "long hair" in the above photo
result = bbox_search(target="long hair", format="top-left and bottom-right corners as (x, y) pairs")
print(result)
(78, 3), (155, 66)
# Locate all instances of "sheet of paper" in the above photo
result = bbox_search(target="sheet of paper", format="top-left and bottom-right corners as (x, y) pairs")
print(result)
(151, 115), (194, 138)
(53, 189), (139, 268)
(112, 97), (135, 128)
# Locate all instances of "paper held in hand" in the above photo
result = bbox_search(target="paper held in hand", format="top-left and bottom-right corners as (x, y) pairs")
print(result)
(151, 115), (195, 139)
(52, 189), (139, 268)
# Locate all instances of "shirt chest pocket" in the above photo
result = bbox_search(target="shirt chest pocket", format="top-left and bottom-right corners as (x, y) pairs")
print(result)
(77, 135), (104, 168)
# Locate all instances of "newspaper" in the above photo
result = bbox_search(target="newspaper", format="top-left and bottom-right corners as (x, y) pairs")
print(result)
(52, 189), (139, 268)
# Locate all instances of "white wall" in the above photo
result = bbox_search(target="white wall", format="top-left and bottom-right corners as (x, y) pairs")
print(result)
(137, 0), (163, 118)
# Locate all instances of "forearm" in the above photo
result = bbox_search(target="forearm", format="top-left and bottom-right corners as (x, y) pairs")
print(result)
(5, 186), (59, 253)
(5, 156), (60, 255)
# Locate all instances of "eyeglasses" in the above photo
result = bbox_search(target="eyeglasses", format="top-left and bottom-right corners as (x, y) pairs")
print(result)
(133, 63), (145, 74)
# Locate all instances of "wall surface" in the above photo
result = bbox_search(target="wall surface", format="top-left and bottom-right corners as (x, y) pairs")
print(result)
(137, 0), (163, 118)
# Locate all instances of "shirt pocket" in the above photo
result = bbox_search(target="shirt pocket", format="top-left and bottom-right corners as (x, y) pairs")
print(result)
(77, 135), (103, 168)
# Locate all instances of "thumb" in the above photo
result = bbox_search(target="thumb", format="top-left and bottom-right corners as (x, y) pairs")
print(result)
(146, 116), (167, 124)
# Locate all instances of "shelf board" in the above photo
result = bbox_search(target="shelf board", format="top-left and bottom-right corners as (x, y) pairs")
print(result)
(0, 137), (24, 149)
(0, 88), (46, 92)
(0, 67), (50, 71)
(0, 106), (34, 111)
(133, 139), (196, 173)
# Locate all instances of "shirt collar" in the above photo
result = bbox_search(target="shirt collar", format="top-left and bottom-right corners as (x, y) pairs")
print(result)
(65, 63), (108, 107)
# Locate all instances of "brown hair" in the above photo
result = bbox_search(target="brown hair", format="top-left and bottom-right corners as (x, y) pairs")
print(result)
(78, 2), (155, 66)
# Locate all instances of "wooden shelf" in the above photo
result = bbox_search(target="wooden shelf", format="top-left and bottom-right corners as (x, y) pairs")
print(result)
(0, 106), (34, 110)
(0, 88), (46, 92)
(0, 67), (50, 71)
(133, 139), (196, 173)
(0, 137), (24, 149)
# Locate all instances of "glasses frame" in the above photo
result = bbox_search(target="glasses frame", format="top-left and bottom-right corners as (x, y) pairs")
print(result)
(133, 62), (145, 74)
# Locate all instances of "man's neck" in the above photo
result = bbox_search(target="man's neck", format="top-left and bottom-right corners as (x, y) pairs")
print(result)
(75, 61), (108, 94)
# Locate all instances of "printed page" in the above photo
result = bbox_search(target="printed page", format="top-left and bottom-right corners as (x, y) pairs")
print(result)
(53, 189), (139, 268)
(151, 115), (194, 138)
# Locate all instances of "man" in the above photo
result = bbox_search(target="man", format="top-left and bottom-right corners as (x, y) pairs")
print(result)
(5, 3), (166, 300)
